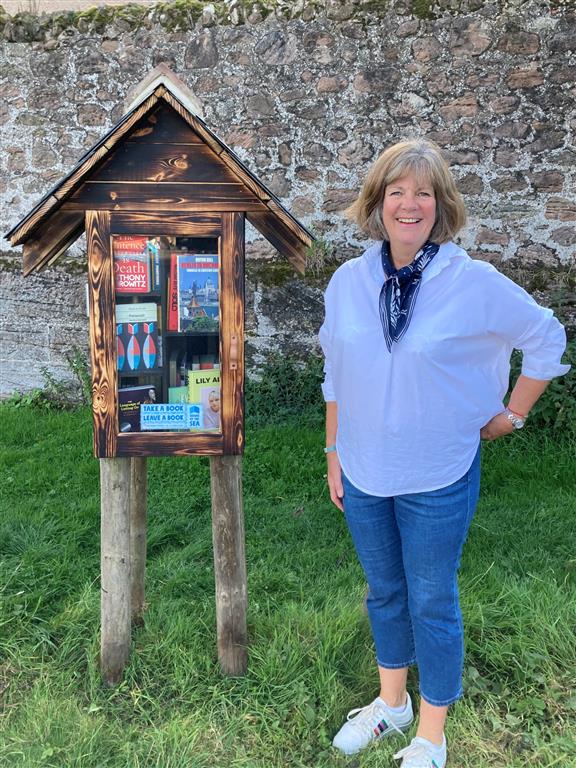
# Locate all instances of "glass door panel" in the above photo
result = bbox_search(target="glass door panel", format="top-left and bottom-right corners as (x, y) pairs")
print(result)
(114, 234), (221, 434)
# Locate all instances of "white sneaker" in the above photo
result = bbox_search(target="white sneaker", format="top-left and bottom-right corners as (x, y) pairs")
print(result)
(332, 694), (414, 756)
(394, 735), (447, 768)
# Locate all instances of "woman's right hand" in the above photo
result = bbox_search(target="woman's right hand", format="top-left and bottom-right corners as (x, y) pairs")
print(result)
(327, 452), (344, 511)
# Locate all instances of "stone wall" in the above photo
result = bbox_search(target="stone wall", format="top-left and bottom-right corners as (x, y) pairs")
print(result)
(1, 0), (575, 395)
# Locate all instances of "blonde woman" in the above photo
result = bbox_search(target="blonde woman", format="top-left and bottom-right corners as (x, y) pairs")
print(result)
(319, 139), (569, 767)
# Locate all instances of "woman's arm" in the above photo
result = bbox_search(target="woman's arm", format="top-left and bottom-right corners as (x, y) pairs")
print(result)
(326, 400), (344, 511)
(480, 374), (550, 440)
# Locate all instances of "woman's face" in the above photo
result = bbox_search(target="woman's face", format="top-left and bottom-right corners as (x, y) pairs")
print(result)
(208, 391), (220, 413)
(382, 173), (436, 260)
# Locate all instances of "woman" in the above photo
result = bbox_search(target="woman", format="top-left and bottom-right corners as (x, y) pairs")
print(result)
(319, 139), (569, 768)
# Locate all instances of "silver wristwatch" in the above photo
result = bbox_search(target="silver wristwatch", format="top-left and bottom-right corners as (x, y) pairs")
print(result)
(504, 407), (525, 429)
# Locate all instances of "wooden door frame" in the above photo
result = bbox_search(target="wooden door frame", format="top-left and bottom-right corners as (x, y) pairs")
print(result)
(86, 210), (245, 457)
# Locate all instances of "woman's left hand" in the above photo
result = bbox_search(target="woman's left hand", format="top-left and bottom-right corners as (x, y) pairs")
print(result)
(480, 411), (515, 441)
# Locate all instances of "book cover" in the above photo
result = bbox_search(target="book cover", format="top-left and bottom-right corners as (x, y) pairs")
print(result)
(113, 236), (151, 293)
(188, 368), (221, 430)
(167, 254), (179, 331)
(168, 386), (189, 404)
(116, 302), (159, 372)
(176, 253), (219, 332)
(118, 384), (156, 433)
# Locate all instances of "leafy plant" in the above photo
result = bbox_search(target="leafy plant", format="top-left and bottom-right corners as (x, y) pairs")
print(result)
(508, 338), (575, 434)
(245, 354), (324, 427)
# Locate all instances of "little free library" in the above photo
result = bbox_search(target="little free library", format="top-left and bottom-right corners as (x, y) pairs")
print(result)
(6, 66), (313, 684)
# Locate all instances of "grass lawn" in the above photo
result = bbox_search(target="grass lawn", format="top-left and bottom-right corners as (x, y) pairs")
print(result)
(0, 405), (575, 767)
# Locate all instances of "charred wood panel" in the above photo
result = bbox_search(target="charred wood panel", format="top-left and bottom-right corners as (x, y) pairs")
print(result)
(124, 103), (203, 144)
(65, 182), (266, 212)
(23, 210), (85, 275)
(87, 210), (117, 458)
(116, 432), (224, 456)
(110, 212), (221, 236)
(92, 143), (240, 184)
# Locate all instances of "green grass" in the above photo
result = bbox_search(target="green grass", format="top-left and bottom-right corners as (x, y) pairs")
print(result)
(0, 405), (575, 767)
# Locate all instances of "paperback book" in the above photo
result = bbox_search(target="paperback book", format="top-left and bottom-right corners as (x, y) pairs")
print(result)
(113, 236), (151, 293)
(118, 384), (157, 433)
(176, 253), (219, 332)
(188, 368), (221, 430)
(116, 302), (160, 373)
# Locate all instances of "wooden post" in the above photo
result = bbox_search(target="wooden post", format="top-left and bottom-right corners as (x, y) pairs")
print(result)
(100, 457), (132, 685)
(210, 455), (248, 675)
(130, 457), (147, 625)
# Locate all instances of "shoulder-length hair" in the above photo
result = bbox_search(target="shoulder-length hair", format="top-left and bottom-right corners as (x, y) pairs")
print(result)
(345, 139), (467, 243)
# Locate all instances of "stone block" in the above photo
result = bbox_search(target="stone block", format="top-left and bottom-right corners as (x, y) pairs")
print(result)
(449, 20), (491, 56)
(529, 171), (564, 193)
(507, 65), (544, 89)
(412, 36), (442, 62)
(494, 149), (520, 168)
(545, 199), (576, 222)
(490, 173), (529, 193)
(457, 174), (484, 195)
(551, 226), (576, 247)
(323, 188), (357, 213)
(439, 95), (478, 123)
(475, 227), (509, 246)
(497, 29), (540, 55)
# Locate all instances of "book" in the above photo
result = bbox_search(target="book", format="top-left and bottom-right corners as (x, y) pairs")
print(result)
(118, 384), (156, 433)
(188, 368), (221, 430)
(113, 236), (151, 293)
(176, 253), (219, 332)
(148, 237), (161, 291)
(116, 302), (159, 372)
(168, 386), (189, 404)
(167, 254), (179, 331)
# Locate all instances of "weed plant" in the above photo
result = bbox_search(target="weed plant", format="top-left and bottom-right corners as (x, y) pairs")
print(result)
(0, 399), (575, 767)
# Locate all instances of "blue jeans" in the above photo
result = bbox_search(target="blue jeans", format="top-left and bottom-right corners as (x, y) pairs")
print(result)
(342, 446), (481, 706)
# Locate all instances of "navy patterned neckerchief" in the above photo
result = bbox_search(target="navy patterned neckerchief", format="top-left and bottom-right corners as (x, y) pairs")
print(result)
(379, 239), (440, 352)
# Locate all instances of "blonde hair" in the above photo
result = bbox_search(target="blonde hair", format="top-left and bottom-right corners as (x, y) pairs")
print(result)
(345, 139), (467, 243)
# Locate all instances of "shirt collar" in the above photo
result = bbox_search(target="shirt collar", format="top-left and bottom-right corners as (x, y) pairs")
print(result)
(365, 240), (465, 285)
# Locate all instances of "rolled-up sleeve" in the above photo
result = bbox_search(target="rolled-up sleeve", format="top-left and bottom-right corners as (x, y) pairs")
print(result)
(485, 266), (571, 380)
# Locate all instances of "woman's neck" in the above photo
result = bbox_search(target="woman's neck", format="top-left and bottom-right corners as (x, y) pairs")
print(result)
(390, 246), (420, 269)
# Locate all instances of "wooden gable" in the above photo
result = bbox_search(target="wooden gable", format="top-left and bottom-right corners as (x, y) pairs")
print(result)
(6, 80), (313, 275)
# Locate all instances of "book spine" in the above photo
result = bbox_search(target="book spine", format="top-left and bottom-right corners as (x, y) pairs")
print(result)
(150, 247), (161, 291)
(167, 254), (179, 331)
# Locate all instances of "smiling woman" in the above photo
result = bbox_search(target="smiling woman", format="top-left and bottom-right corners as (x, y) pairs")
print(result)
(319, 139), (570, 768)
(382, 177), (436, 267)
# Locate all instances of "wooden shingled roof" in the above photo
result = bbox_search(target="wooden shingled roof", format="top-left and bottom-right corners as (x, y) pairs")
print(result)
(6, 66), (314, 275)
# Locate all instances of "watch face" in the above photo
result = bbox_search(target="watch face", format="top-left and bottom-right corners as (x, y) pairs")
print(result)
(506, 411), (524, 429)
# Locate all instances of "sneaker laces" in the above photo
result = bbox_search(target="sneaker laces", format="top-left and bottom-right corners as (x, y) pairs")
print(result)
(394, 739), (439, 766)
(346, 698), (406, 738)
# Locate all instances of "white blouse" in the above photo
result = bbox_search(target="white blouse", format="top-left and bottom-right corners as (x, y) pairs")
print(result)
(319, 241), (570, 497)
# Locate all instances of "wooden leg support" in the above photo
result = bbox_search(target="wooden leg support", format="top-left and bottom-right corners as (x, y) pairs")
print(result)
(100, 457), (132, 685)
(130, 457), (147, 625)
(210, 455), (248, 676)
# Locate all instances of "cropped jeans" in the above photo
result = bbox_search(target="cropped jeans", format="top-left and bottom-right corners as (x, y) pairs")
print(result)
(342, 446), (481, 706)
